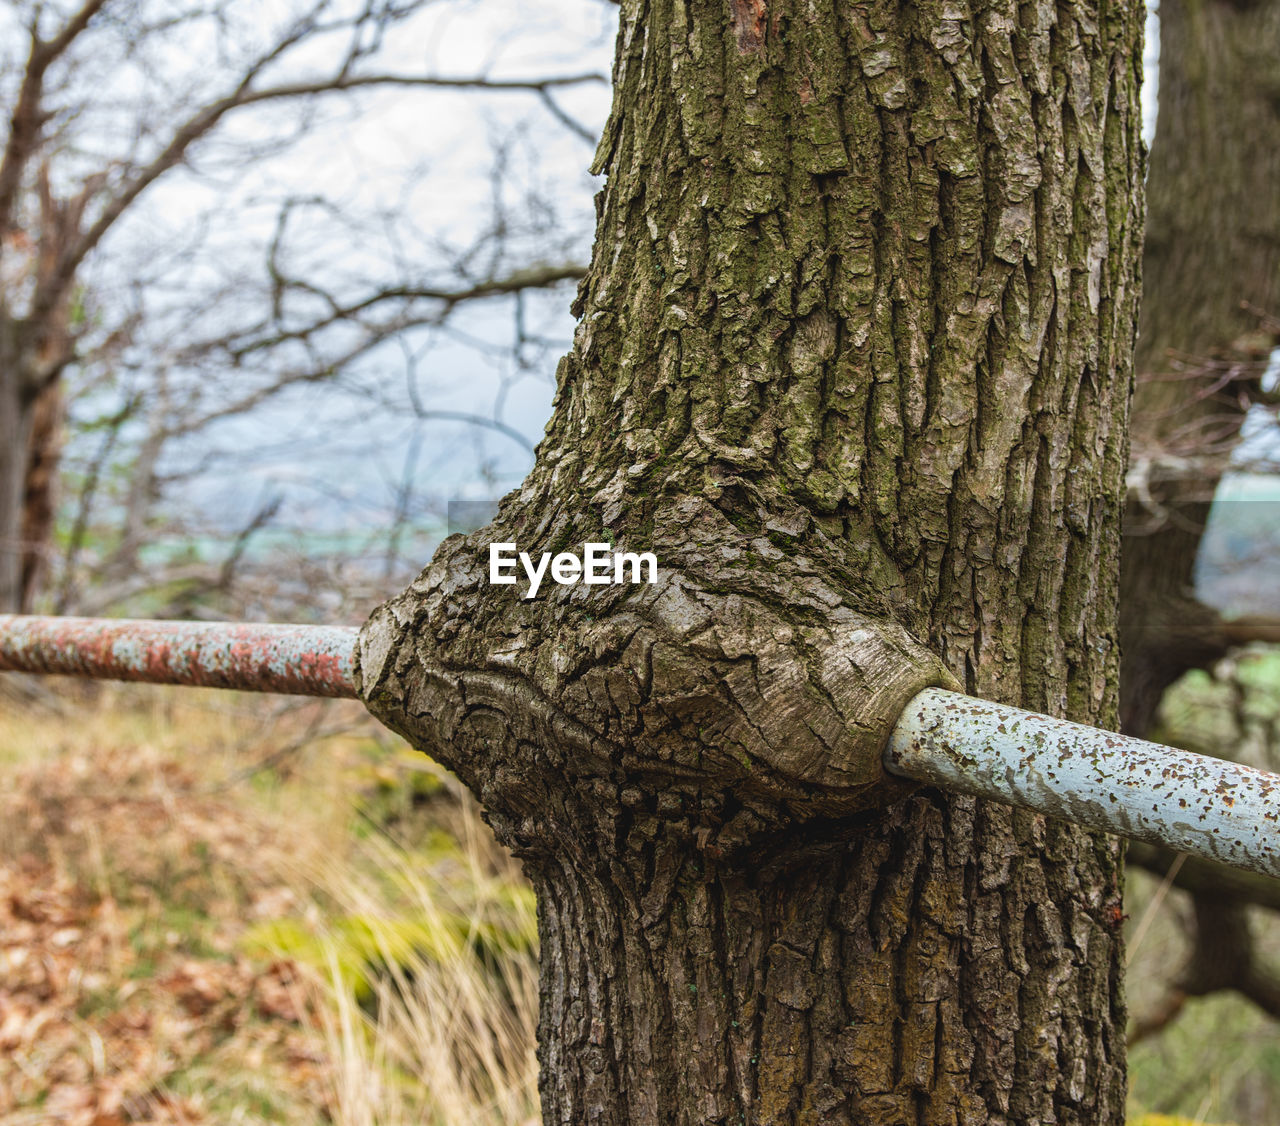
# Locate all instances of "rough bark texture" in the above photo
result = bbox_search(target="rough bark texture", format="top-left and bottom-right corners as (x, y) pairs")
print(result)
(1120, 0), (1280, 737)
(359, 1), (1145, 1122)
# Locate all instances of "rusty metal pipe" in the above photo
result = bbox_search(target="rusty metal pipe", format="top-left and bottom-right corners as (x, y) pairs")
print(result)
(0, 615), (358, 698)
(885, 688), (1280, 880)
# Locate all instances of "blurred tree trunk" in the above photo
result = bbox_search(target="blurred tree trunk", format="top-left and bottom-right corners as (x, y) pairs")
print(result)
(1, 165), (87, 613)
(1119, 0), (1280, 1042)
(18, 381), (61, 611)
(0, 358), (34, 613)
(360, 0), (1145, 1121)
(0, 319), (70, 615)
(1120, 0), (1280, 737)
(0, 345), (67, 614)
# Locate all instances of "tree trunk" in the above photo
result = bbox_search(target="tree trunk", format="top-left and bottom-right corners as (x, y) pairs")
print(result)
(1117, 0), (1280, 1045)
(19, 380), (61, 611)
(0, 340), (35, 613)
(359, 1), (1145, 1121)
(0, 345), (63, 614)
(1120, 0), (1280, 737)
(0, 165), (83, 614)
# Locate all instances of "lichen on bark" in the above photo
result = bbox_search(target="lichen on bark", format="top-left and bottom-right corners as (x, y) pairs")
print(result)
(359, 0), (1145, 1121)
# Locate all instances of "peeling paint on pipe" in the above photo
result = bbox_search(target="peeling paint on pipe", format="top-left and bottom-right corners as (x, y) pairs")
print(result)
(0, 615), (358, 698)
(885, 688), (1280, 880)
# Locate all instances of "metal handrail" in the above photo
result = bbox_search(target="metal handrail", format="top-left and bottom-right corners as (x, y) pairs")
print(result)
(886, 689), (1278, 880)
(0, 615), (358, 698)
(0, 614), (1276, 879)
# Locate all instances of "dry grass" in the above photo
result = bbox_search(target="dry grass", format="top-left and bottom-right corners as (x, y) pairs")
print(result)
(287, 826), (540, 1126)
(0, 679), (539, 1125)
(3, 674), (1276, 1125)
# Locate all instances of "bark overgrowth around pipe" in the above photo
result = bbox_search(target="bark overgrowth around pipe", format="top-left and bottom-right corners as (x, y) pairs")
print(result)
(358, 0), (1146, 1121)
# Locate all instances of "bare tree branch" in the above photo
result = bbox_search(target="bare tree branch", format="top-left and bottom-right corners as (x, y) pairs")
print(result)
(405, 410), (535, 453)
(31, 45), (603, 331)
(159, 257), (582, 443)
(217, 263), (588, 361)
(0, 0), (109, 232)
(3, 0), (606, 614)
(1220, 615), (1280, 648)
(537, 88), (598, 143)
(216, 492), (284, 593)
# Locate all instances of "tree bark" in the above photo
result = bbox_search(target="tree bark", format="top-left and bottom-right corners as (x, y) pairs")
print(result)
(359, 1), (1145, 1121)
(1120, 0), (1280, 737)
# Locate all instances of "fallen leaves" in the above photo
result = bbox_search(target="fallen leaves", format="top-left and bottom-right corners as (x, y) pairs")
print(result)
(0, 736), (331, 1125)
(0, 687), (542, 1125)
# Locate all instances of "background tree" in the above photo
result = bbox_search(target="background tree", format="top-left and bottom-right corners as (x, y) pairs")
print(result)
(1120, 0), (1280, 738)
(0, 0), (606, 615)
(1118, 0), (1280, 1046)
(358, 0), (1145, 1121)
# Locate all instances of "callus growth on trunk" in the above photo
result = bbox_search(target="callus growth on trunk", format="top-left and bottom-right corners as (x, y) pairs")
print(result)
(360, 0), (1146, 1122)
